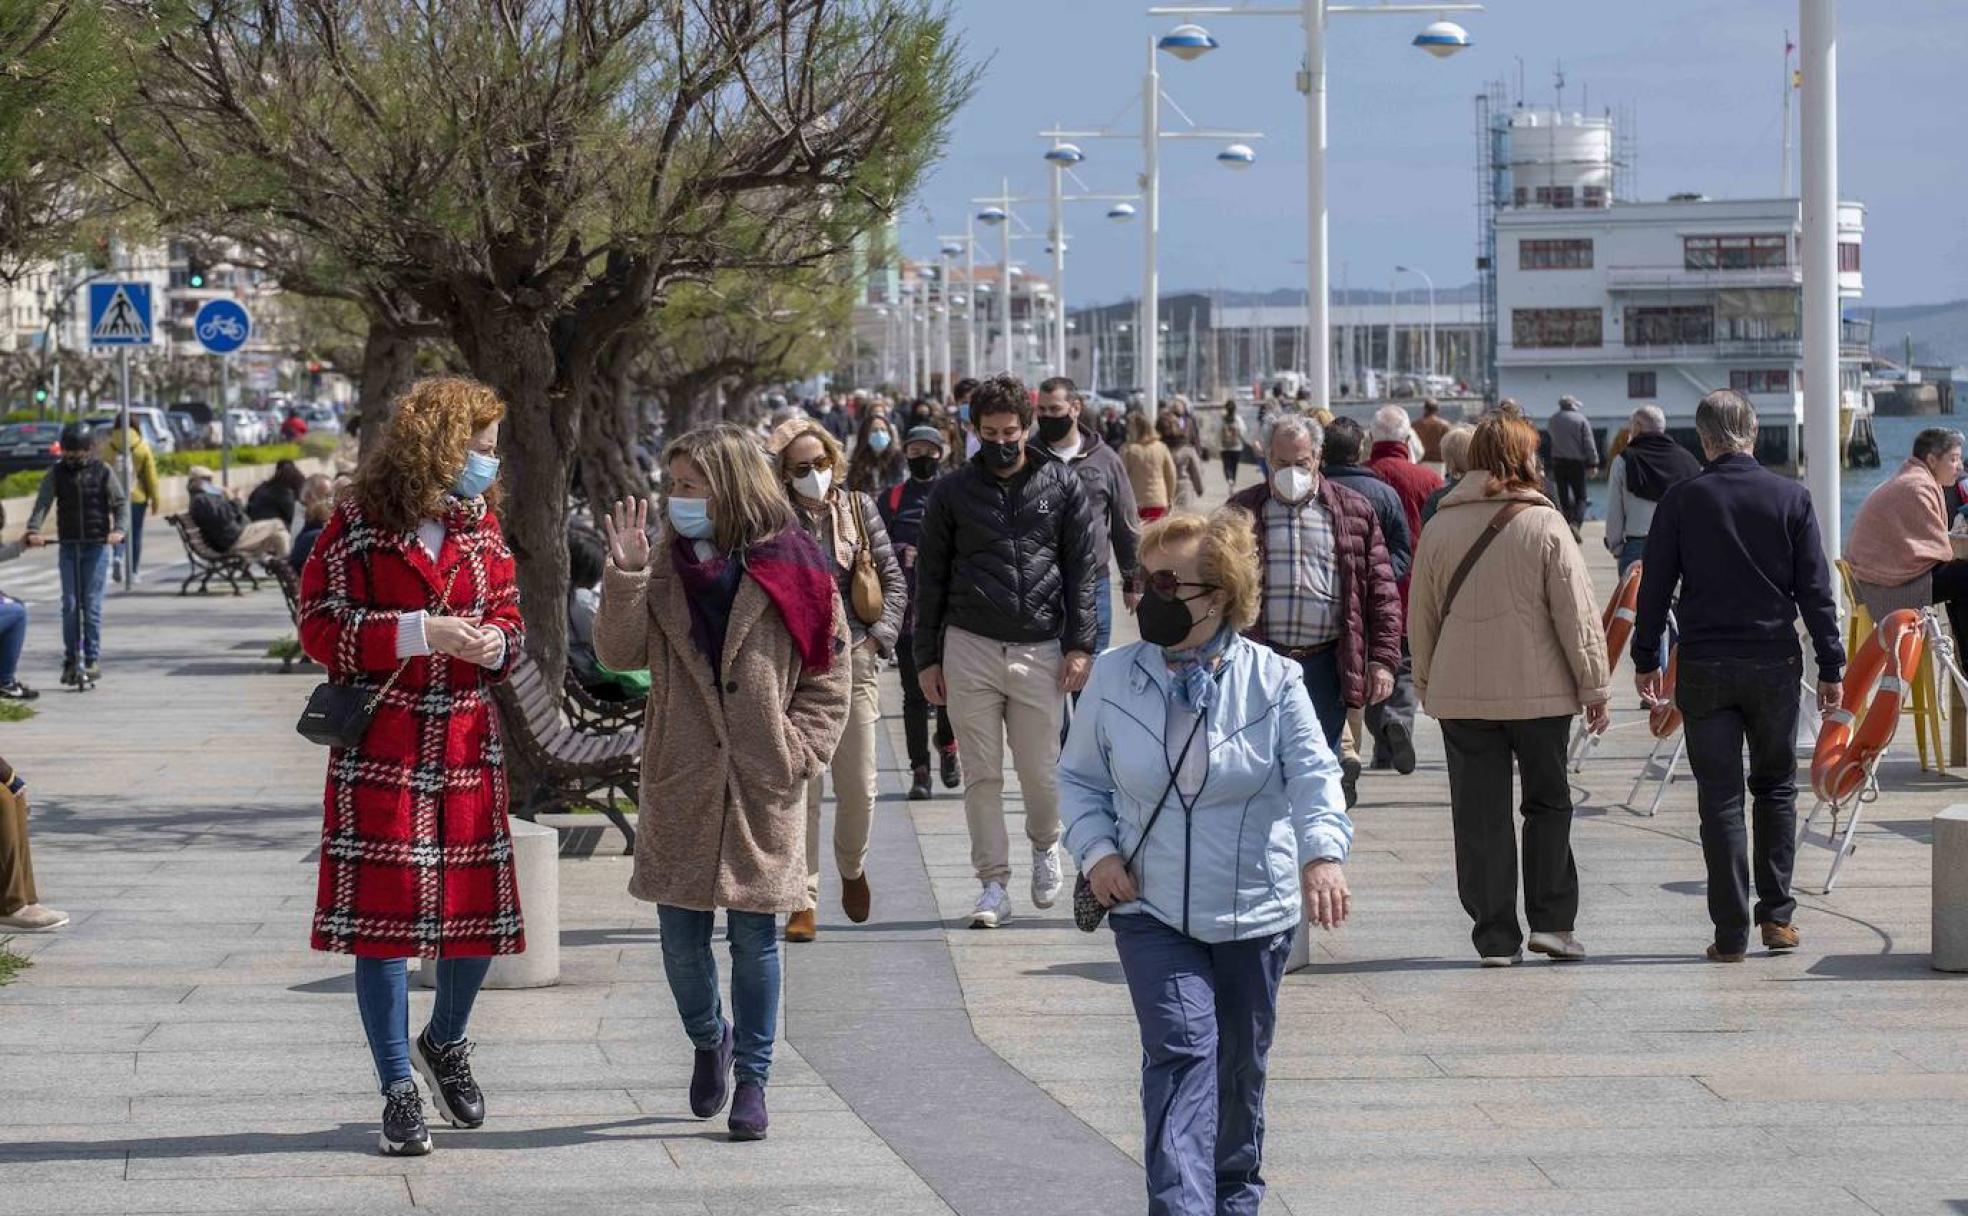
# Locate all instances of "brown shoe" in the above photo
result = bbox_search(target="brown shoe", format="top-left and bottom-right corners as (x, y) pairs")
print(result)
(784, 909), (817, 942)
(841, 873), (871, 924)
(1759, 921), (1800, 951)
(1705, 944), (1746, 963)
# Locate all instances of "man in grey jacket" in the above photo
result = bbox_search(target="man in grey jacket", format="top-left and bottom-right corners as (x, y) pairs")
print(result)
(1546, 395), (1601, 539)
(1032, 377), (1141, 650)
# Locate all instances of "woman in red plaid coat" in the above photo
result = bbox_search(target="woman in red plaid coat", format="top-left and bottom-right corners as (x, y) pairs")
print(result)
(298, 376), (524, 1157)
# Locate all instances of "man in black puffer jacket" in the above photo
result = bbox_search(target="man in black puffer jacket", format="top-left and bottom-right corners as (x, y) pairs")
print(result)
(24, 424), (126, 687)
(915, 374), (1097, 930)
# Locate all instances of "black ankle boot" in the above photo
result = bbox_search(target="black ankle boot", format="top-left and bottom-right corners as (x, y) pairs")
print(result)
(909, 765), (932, 800)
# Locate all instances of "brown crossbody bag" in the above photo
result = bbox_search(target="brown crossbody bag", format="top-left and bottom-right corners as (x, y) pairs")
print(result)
(1438, 500), (1539, 618)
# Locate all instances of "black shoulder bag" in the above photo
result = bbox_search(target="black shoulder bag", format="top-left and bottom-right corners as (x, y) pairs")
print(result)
(1073, 708), (1210, 933)
(297, 561), (461, 748)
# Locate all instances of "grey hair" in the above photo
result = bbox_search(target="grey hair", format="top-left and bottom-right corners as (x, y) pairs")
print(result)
(1913, 427), (1964, 461)
(1370, 404), (1412, 444)
(1267, 414), (1324, 458)
(1629, 405), (1667, 436)
(1694, 390), (1758, 454)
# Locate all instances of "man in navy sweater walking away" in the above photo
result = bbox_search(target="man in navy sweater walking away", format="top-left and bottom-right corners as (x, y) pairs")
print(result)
(1631, 390), (1844, 963)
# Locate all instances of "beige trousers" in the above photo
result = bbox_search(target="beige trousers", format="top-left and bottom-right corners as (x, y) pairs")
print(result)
(805, 644), (881, 907)
(942, 626), (1064, 887)
(1343, 708), (1364, 765)
(231, 520), (291, 562)
(0, 787), (36, 916)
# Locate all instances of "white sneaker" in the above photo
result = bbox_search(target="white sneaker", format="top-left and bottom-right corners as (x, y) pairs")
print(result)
(1030, 844), (1063, 910)
(1478, 950), (1523, 968)
(0, 904), (68, 932)
(1527, 931), (1587, 961)
(971, 882), (1013, 929)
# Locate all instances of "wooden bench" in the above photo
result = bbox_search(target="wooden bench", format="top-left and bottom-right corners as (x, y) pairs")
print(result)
(493, 648), (641, 854)
(166, 513), (262, 596)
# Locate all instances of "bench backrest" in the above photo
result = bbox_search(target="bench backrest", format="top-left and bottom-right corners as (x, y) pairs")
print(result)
(168, 513), (227, 562)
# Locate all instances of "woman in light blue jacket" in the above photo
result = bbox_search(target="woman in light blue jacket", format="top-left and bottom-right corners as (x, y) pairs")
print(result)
(1061, 508), (1352, 1216)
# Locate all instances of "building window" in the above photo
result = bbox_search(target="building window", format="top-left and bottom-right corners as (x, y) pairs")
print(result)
(1519, 238), (1594, 270)
(1582, 184), (1608, 209)
(1684, 234), (1788, 271)
(1534, 185), (1576, 209)
(1839, 242), (1862, 272)
(1628, 371), (1657, 399)
(1625, 305), (1714, 347)
(1513, 186), (1528, 207)
(1512, 308), (1603, 348)
(1729, 369), (1792, 394)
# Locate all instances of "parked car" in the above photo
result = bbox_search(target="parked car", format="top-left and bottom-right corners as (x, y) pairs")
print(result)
(224, 409), (268, 446)
(257, 410), (284, 442)
(84, 407), (177, 457)
(298, 404), (341, 435)
(0, 422), (66, 477)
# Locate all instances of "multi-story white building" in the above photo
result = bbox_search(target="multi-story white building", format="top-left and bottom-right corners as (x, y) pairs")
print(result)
(1492, 106), (1865, 465)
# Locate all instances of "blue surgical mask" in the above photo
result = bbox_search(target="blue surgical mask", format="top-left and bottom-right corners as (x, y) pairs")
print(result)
(668, 496), (714, 540)
(868, 429), (892, 453)
(958, 403), (970, 424)
(452, 450), (500, 499)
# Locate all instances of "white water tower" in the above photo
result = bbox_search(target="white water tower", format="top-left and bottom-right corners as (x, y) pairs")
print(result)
(1501, 108), (1614, 211)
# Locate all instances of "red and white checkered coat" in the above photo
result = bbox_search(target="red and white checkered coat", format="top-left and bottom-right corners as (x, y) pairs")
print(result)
(299, 496), (526, 959)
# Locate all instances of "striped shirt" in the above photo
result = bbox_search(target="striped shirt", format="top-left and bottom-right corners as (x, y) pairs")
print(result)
(1261, 493), (1340, 647)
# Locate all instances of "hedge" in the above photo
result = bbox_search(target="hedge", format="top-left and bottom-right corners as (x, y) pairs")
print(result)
(0, 443), (309, 500)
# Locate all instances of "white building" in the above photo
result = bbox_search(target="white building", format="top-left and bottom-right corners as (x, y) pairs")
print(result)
(1492, 106), (1865, 464)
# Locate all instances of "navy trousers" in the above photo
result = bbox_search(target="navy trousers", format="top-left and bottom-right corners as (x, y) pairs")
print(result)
(1111, 912), (1294, 1216)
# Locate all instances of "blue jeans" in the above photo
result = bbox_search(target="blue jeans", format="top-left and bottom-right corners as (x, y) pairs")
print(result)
(353, 956), (493, 1093)
(1618, 537), (1672, 670)
(0, 597), (25, 684)
(1111, 912), (1295, 1216)
(57, 543), (107, 663)
(115, 502), (147, 575)
(657, 905), (779, 1086)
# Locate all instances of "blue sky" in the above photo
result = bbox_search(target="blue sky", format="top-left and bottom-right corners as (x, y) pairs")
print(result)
(900, 1), (1966, 309)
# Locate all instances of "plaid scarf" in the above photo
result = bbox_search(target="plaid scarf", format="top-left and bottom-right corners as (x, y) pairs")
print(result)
(671, 528), (838, 679)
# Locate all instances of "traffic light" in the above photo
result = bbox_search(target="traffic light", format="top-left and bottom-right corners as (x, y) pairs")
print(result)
(186, 251), (209, 289)
(32, 383), (48, 406)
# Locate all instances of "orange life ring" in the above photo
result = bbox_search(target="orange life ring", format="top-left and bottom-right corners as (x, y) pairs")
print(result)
(1603, 562), (1644, 672)
(1649, 646), (1682, 738)
(1811, 608), (1924, 805)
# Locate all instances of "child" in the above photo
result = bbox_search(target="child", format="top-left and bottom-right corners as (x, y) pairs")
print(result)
(24, 424), (127, 688)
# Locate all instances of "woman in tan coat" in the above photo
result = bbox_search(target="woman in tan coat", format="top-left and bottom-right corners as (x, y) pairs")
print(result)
(1409, 413), (1611, 968)
(596, 424), (851, 1143)
(1121, 411), (1179, 521)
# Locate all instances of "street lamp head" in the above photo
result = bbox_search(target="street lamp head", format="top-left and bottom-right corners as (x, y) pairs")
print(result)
(974, 283), (993, 296)
(1106, 202), (1137, 222)
(1044, 142), (1085, 166)
(976, 206), (1008, 226)
(1216, 143), (1258, 170)
(1158, 23), (1218, 62)
(940, 241), (963, 257)
(1413, 20), (1472, 58)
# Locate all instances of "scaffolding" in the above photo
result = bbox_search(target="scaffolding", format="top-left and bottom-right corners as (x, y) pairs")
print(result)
(1473, 80), (1506, 402)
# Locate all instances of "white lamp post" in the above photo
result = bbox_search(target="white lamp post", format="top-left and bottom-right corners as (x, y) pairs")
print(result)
(939, 241), (962, 394)
(1148, 2), (1479, 411)
(975, 196), (1014, 373)
(1394, 264), (1435, 379)
(1041, 34), (1261, 420)
(1801, 0), (1839, 560)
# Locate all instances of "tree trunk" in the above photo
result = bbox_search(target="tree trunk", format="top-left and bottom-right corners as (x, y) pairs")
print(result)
(575, 333), (648, 522)
(357, 318), (419, 436)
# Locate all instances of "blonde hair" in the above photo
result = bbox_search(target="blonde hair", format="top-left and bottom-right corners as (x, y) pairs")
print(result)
(352, 376), (505, 532)
(1440, 424), (1476, 478)
(765, 417), (846, 481)
(663, 423), (795, 552)
(1125, 411), (1157, 445)
(1139, 508), (1261, 631)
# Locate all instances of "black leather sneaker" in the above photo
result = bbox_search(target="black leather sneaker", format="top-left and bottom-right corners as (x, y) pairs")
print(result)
(412, 1030), (486, 1129)
(909, 765), (932, 801)
(378, 1080), (432, 1156)
(940, 744), (961, 789)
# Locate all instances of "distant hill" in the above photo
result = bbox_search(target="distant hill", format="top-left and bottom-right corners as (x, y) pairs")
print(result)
(1166, 283), (1483, 307)
(1857, 300), (1968, 369)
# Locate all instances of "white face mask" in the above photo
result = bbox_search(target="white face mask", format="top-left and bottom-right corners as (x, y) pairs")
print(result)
(1272, 465), (1313, 502)
(793, 468), (832, 501)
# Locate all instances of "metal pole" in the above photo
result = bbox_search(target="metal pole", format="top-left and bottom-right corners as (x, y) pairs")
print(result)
(1304, 0), (1331, 411)
(1051, 161), (1069, 377)
(904, 287), (918, 397)
(1801, 0), (1839, 560)
(964, 218), (978, 380)
(220, 356), (232, 486)
(920, 280), (934, 397)
(1142, 36), (1161, 422)
(938, 251), (954, 394)
(999, 180), (1013, 375)
(117, 348), (133, 590)
(1388, 273), (1398, 390)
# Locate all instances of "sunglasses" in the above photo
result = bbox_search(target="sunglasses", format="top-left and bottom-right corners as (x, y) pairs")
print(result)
(1147, 570), (1217, 601)
(787, 455), (836, 477)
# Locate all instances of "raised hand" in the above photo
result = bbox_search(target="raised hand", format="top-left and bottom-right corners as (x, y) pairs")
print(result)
(602, 498), (652, 572)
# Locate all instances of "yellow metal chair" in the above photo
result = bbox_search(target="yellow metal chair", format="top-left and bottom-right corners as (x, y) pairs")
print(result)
(1835, 559), (1946, 773)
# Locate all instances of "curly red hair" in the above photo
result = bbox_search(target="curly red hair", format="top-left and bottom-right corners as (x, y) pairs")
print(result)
(352, 376), (506, 533)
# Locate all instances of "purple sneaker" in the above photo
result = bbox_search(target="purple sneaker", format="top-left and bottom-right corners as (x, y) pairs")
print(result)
(689, 1020), (733, 1119)
(728, 1081), (768, 1141)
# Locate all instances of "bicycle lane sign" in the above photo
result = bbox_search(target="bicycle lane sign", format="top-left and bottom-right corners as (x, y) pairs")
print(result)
(193, 298), (252, 355)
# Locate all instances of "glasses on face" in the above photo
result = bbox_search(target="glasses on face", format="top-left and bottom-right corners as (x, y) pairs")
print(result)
(787, 455), (836, 478)
(1147, 570), (1218, 601)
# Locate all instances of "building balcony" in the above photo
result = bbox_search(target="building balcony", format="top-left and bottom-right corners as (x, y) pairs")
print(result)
(1605, 265), (1802, 292)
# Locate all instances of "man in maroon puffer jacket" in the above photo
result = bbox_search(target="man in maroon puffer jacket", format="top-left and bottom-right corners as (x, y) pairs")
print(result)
(1229, 415), (1403, 808)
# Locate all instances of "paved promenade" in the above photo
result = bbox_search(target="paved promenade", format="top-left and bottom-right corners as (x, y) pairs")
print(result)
(4, 479), (1968, 1215)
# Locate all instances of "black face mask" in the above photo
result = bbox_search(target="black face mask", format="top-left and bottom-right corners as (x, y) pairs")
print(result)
(1036, 414), (1076, 445)
(980, 440), (1022, 471)
(908, 454), (940, 481)
(1137, 587), (1211, 648)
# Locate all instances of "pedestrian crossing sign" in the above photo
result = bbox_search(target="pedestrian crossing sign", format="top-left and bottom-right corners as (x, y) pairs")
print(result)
(88, 281), (153, 347)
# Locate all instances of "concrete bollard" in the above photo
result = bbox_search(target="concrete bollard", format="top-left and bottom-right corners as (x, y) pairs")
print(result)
(418, 816), (560, 990)
(1934, 806), (1968, 972)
